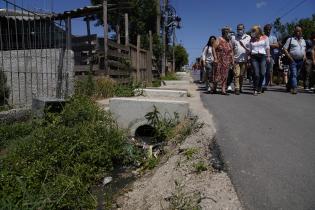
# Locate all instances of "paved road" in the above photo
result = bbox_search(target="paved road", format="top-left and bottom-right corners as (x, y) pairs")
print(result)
(196, 73), (315, 209)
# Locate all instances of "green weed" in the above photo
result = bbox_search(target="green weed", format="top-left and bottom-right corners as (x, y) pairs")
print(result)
(0, 95), (143, 209)
(193, 161), (208, 174)
(168, 180), (202, 210)
(184, 148), (199, 160)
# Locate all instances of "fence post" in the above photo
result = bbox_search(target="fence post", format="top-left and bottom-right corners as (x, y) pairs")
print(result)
(136, 35), (140, 82)
(125, 13), (129, 46)
(85, 17), (93, 73)
(147, 31), (153, 84)
(65, 16), (72, 97)
(116, 25), (121, 53)
(103, 0), (109, 75)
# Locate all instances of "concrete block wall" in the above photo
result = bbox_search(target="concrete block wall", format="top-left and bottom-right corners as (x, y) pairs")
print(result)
(0, 49), (74, 107)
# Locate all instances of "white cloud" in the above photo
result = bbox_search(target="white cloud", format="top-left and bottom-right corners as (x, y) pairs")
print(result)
(256, 1), (267, 9)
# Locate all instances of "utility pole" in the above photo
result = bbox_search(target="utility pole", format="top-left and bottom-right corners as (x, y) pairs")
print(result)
(172, 26), (175, 72)
(103, 0), (108, 74)
(156, 0), (161, 35)
(161, 0), (167, 77)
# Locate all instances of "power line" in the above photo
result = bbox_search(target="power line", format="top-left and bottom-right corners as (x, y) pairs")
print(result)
(278, 0), (308, 20)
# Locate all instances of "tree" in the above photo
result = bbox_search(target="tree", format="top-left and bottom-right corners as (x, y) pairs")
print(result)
(91, 0), (158, 45)
(273, 14), (315, 41)
(174, 45), (189, 71)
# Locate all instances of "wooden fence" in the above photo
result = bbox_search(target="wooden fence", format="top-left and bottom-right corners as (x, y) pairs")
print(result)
(72, 34), (154, 85)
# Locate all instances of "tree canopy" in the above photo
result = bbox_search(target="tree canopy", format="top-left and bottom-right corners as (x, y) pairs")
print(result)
(174, 45), (189, 71)
(273, 14), (315, 41)
(91, 0), (158, 45)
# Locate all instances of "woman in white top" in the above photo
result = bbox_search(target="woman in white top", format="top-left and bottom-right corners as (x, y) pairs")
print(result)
(202, 36), (217, 92)
(248, 25), (271, 95)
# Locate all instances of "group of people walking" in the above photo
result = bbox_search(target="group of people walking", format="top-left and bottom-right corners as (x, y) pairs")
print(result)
(197, 24), (315, 96)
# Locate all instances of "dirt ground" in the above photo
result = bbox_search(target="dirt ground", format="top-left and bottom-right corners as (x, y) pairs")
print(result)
(115, 75), (243, 210)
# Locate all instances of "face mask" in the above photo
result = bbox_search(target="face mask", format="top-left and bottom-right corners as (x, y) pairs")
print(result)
(251, 32), (257, 38)
(227, 34), (232, 40)
(237, 30), (244, 36)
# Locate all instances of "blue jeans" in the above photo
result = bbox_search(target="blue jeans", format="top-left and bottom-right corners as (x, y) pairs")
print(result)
(251, 54), (266, 91)
(205, 62), (213, 89)
(289, 60), (304, 89)
(263, 57), (274, 87)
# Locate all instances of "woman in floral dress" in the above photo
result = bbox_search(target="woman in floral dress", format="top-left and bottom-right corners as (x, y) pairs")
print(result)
(214, 27), (234, 95)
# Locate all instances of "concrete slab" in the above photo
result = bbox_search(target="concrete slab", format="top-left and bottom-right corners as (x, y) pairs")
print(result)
(162, 80), (190, 86)
(139, 89), (188, 98)
(109, 98), (189, 136)
(32, 97), (66, 118)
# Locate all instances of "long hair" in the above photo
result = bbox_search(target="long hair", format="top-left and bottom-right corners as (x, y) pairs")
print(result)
(206, 36), (216, 47)
(251, 25), (263, 37)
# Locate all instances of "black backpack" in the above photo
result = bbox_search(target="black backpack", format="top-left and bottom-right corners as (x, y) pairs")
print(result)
(281, 37), (292, 65)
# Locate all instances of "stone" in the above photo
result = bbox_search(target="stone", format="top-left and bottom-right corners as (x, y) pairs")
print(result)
(32, 97), (66, 118)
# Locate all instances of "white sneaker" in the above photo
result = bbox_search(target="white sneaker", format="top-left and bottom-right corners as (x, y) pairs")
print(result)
(227, 86), (233, 91)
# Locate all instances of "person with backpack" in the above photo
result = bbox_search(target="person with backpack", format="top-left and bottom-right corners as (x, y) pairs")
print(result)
(303, 32), (315, 92)
(232, 24), (251, 95)
(283, 25), (307, 94)
(201, 36), (217, 93)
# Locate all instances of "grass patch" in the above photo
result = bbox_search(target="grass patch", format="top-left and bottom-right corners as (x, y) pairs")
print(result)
(152, 80), (161, 87)
(0, 95), (143, 209)
(193, 161), (208, 174)
(142, 157), (160, 171)
(161, 72), (178, 81)
(183, 148), (199, 160)
(168, 180), (202, 210)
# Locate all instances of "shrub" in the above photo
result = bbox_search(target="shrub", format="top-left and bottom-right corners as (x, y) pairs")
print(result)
(0, 95), (143, 209)
(0, 121), (34, 150)
(75, 76), (138, 99)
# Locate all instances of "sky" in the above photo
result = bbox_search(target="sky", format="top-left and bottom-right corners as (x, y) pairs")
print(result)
(3, 0), (315, 64)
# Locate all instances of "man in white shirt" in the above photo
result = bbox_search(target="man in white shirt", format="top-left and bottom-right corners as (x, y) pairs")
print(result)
(283, 25), (306, 94)
(232, 24), (251, 95)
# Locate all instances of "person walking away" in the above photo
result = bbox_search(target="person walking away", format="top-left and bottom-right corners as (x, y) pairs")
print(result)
(214, 27), (234, 95)
(304, 32), (315, 92)
(232, 24), (251, 95)
(263, 24), (279, 90)
(283, 25), (306, 94)
(201, 36), (217, 92)
(246, 25), (271, 96)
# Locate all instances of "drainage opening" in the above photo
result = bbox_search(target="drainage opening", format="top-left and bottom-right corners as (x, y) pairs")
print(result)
(135, 125), (156, 144)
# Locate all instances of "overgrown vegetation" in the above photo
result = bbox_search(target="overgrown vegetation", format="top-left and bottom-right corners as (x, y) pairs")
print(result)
(0, 96), (143, 209)
(75, 76), (141, 98)
(168, 180), (202, 210)
(161, 72), (178, 81)
(144, 106), (180, 143)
